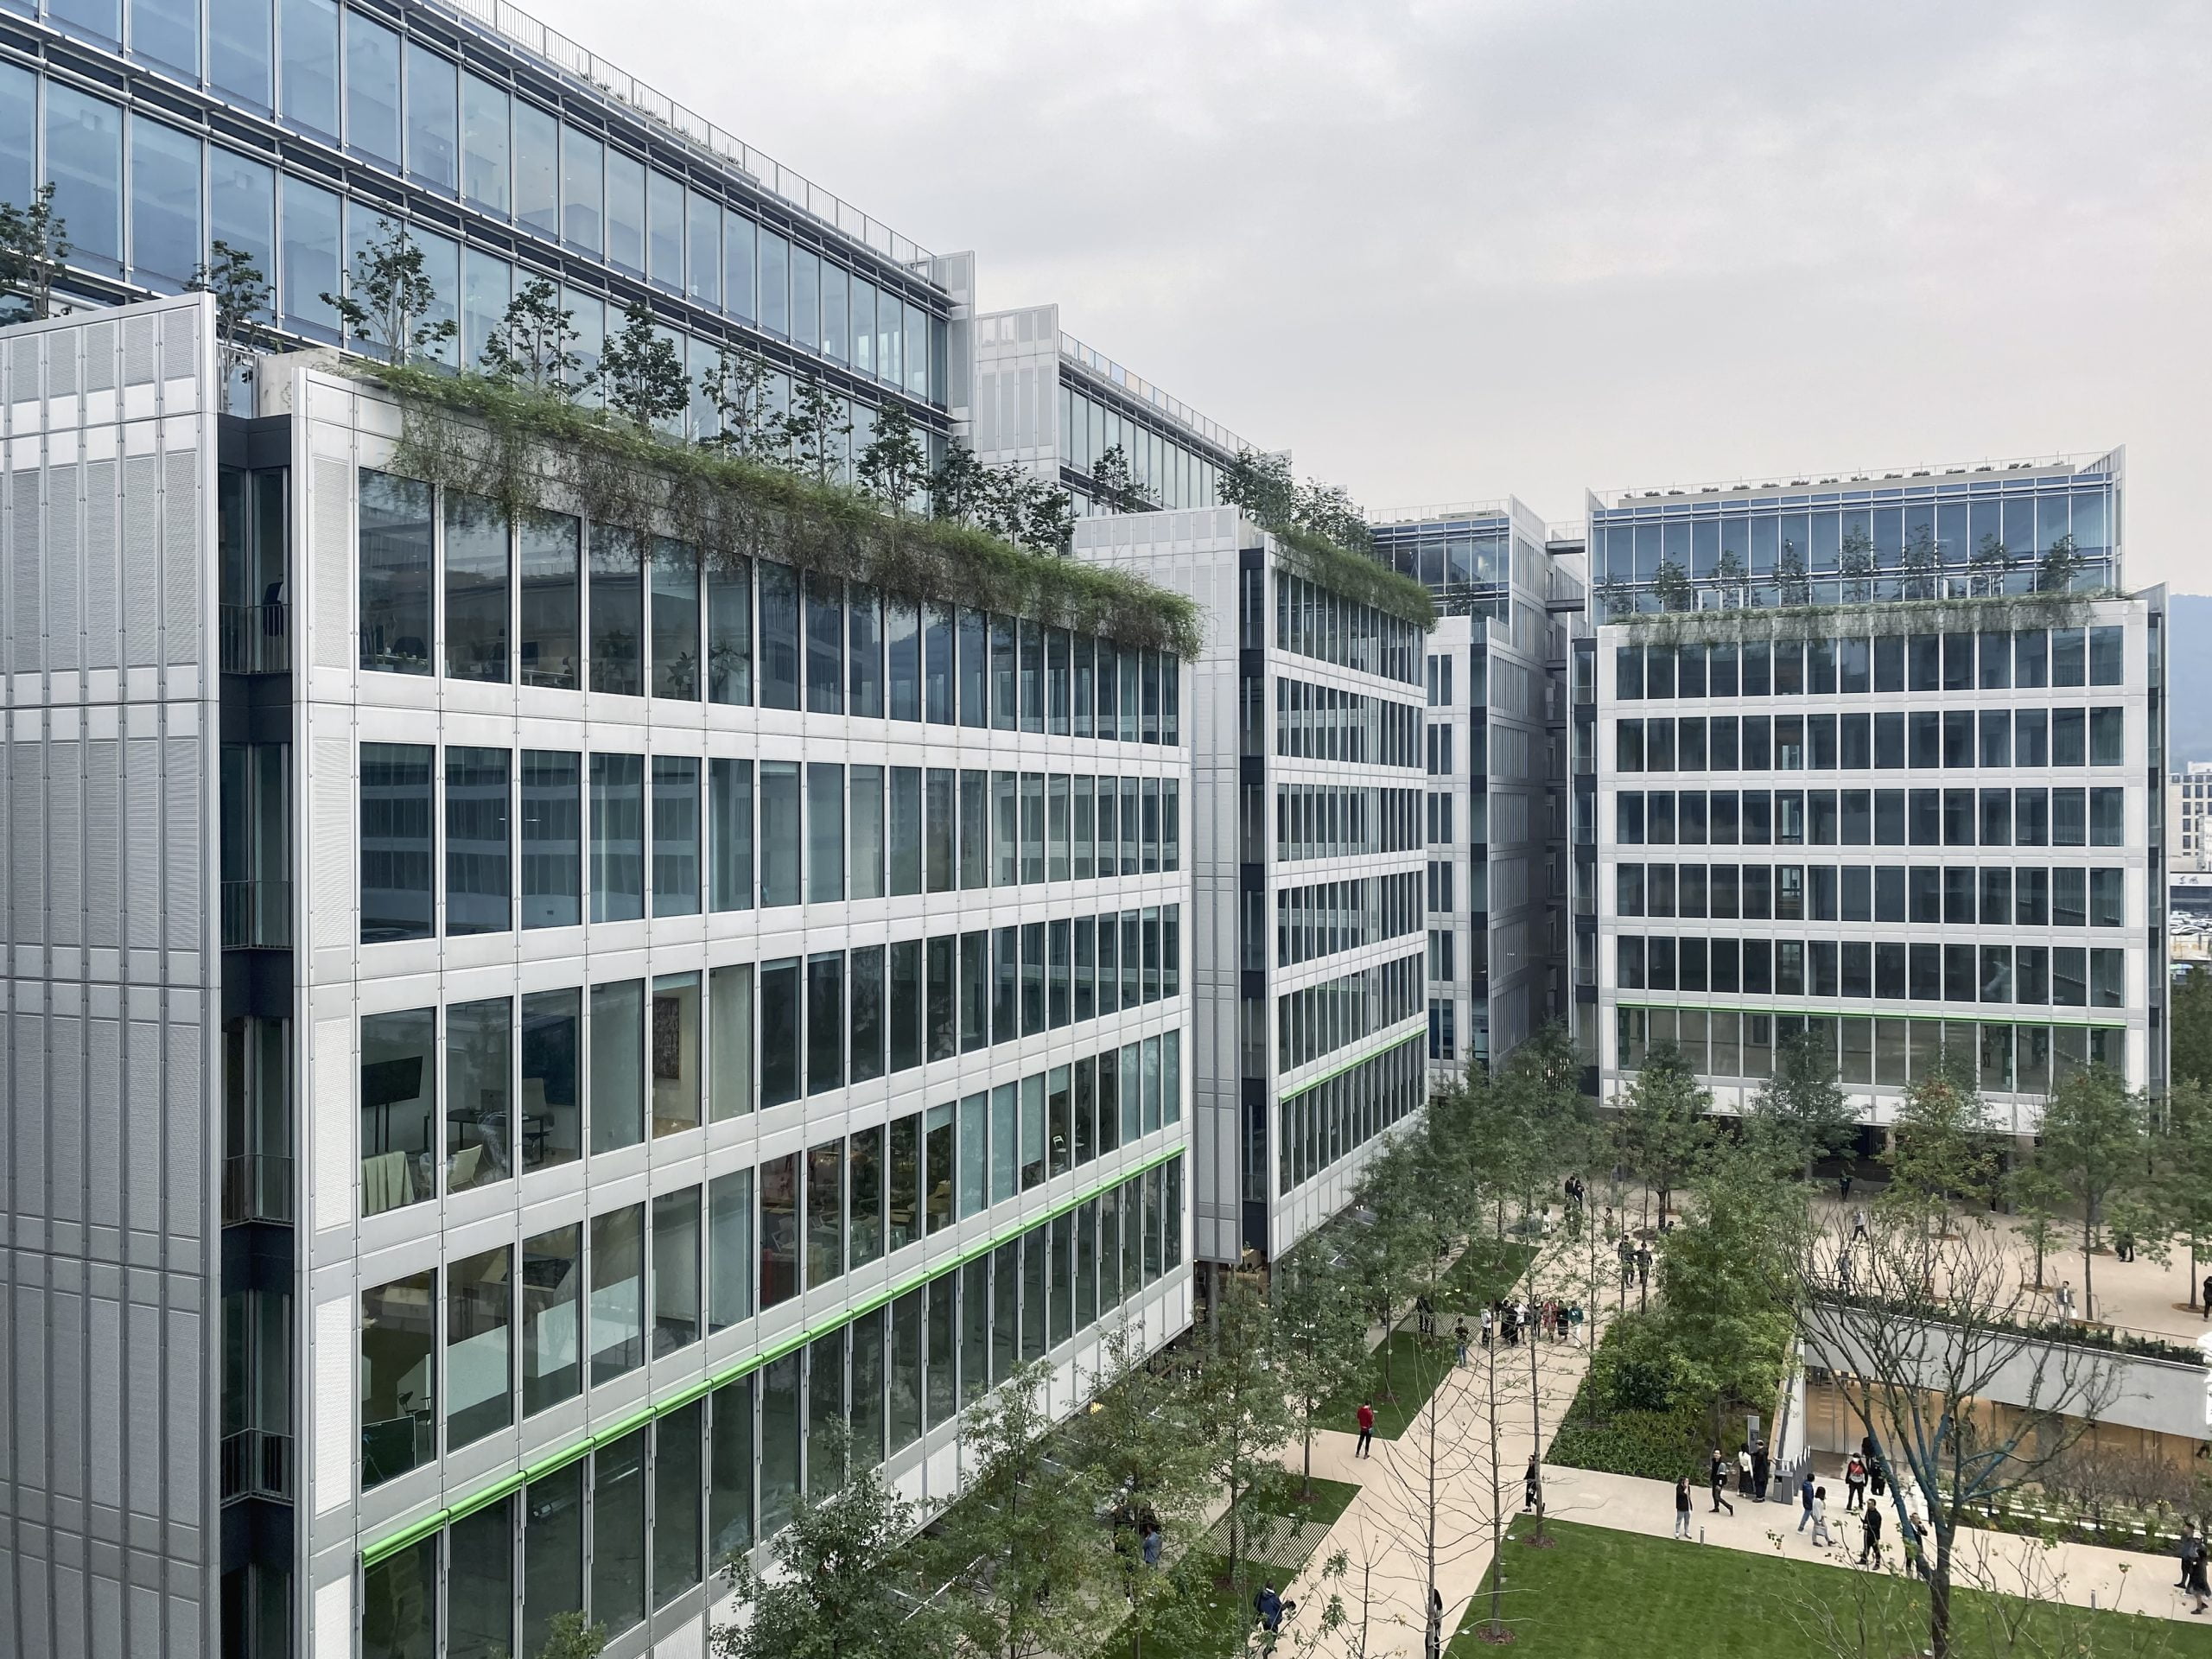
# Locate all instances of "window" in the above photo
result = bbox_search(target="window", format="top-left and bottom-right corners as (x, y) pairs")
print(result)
(360, 1270), (435, 1488)
(519, 750), (582, 928)
(447, 1245), (512, 1449)
(280, 172), (342, 334)
(589, 1205), (645, 1385)
(445, 747), (511, 935)
(589, 529), (645, 695)
(652, 1186), (702, 1356)
(759, 1152), (799, 1308)
(518, 509), (581, 689)
(359, 471), (434, 674)
(128, 115), (201, 288)
(650, 539), (702, 698)
(279, 0), (340, 134)
(460, 70), (509, 213)
(513, 990), (583, 1177)
(361, 742), (435, 943)
(520, 1460), (583, 1651)
(360, 1008), (435, 1217)
(589, 978), (645, 1154)
(591, 1430), (647, 1635)
(652, 757), (702, 917)
(404, 41), (458, 191)
(653, 1402), (704, 1610)
(590, 753), (645, 922)
(651, 972), (702, 1135)
(445, 996), (511, 1195)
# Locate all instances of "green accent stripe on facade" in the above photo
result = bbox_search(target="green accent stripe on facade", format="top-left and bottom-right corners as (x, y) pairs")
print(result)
(1613, 1001), (2128, 1031)
(1281, 1027), (1427, 1103)
(359, 1141), (1188, 1569)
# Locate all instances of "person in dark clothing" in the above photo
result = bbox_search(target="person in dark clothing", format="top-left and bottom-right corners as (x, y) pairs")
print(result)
(1797, 1471), (1817, 1533)
(1255, 1583), (1283, 1632)
(1524, 1454), (1542, 1512)
(1674, 1478), (1694, 1540)
(1355, 1401), (1375, 1458)
(1415, 1294), (1435, 1338)
(1708, 1449), (1735, 1516)
(1859, 1502), (1885, 1567)
(1840, 1169), (1853, 1200)
(1751, 1444), (1771, 1502)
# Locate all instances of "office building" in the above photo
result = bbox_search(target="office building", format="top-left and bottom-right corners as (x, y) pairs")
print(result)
(2171, 760), (2212, 874)
(968, 303), (1249, 518)
(1370, 502), (1589, 1079)
(1071, 510), (1428, 1270)
(1590, 452), (2166, 1132)
(3, 277), (1195, 1659)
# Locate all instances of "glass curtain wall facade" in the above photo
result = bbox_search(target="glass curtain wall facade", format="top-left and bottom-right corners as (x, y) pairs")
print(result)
(0, 0), (950, 464)
(1071, 512), (1429, 1270)
(969, 303), (1248, 519)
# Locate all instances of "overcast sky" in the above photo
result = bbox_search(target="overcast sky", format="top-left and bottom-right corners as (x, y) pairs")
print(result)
(531, 0), (2210, 591)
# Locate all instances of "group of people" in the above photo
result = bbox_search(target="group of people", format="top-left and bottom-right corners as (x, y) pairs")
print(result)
(1614, 1234), (1654, 1288)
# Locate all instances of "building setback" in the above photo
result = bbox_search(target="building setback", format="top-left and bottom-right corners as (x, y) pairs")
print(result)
(1071, 510), (1430, 1272)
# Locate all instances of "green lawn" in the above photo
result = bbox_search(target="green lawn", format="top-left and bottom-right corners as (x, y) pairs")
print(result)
(1092, 1478), (1361, 1659)
(1317, 1241), (1539, 1442)
(1445, 1519), (2212, 1657)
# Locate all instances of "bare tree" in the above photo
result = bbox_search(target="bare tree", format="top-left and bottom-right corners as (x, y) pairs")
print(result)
(1783, 1205), (2120, 1659)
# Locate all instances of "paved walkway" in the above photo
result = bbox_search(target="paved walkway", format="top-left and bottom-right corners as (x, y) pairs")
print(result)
(1269, 1259), (2201, 1657)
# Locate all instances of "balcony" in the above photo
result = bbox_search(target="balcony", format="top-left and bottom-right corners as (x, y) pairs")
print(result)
(222, 880), (292, 950)
(220, 1429), (293, 1503)
(220, 603), (289, 675)
(223, 1154), (295, 1224)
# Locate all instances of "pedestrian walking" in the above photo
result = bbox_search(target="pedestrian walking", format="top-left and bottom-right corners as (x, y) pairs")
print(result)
(1415, 1294), (1435, 1338)
(1797, 1471), (1817, 1532)
(1502, 1303), (1520, 1346)
(1869, 1459), (1886, 1501)
(1255, 1582), (1283, 1634)
(1845, 1454), (1867, 1511)
(1812, 1485), (1833, 1547)
(2202, 1273), (2212, 1319)
(2055, 1280), (2076, 1321)
(2115, 1228), (2135, 1263)
(1674, 1478), (1694, 1540)
(1355, 1400), (1375, 1459)
(1836, 1249), (1854, 1292)
(1141, 1522), (1162, 1568)
(1840, 1168), (1853, 1201)
(1851, 1207), (1868, 1241)
(1708, 1449), (1735, 1516)
(1479, 1306), (1494, 1349)
(2179, 1521), (2203, 1590)
(1454, 1319), (1470, 1368)
(1859, 1501), (1885, 1567)
(2184, 1523), (2211, 1614)
(1524, 1454), (1541, 1512)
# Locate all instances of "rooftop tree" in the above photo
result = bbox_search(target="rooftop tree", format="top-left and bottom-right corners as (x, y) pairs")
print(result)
(322, 218), (454, 365)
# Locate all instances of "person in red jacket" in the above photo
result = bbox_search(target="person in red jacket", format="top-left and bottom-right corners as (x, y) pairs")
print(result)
(1355, 1400), (1376, 1459)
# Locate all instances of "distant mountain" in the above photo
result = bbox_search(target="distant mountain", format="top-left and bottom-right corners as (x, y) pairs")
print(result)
(2170, 595), (2212, 767)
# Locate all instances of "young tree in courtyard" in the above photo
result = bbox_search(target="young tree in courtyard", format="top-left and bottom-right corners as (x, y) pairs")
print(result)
(1750, 1023), (1859, 1180)
(1658, 1143), (1797, 1446)
(322, 218), (454, 365)
(2154, 1078), (2212, 1310)
(712, 1421), (938, 1659)
(1615, 1041), (1713, 1227)
(1881, 1046), (2000, 1270)
(1190, 1274), (1295, 1598)
(929, 1360), (1110, 1659)
(2036, 1062), (2148, 1319)
(2170, 965), (2212, 1086)
(1783, 1205), (2119, 1659)
(1271, 1239), (1371, 1500)
(0, 183), (68, 322)
(1344, 1138), (1427, 1398)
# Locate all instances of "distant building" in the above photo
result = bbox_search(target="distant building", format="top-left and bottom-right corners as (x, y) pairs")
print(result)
(2171, 761), (2212, 874)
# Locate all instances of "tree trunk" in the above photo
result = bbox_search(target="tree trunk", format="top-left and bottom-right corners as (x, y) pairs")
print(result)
(2082, 1213), (2095, 1321)
(1302, 1422), (1313, 1501)
(1929, 1535), (1955, 1659)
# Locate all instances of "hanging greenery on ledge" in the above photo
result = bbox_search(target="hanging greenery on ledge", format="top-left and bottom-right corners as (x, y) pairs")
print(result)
(1269, 522), (1437, 629)
(1598, 585), (2113, 646)
(350, 364), (1207, 659)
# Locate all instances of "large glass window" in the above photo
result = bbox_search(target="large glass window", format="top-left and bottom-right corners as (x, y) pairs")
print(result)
(591, 1430), (647, 1635)
(521, 1461), (583, 1653)
(708, 962), (753, 1121)
(759, 1151), (799, 1308)
(443, 491), (511, 682)
(46, 87), (121, 273)
(520, 1224), (581, 1415)
(708, 556), (752, 704)
(208, 146), (276, 294)
(445, 747), (511, 935)
(760, 761), (800, 907)
(807, 1137), (844, 1288)
(361, 1536), (435, 1659)
(604, 146), (645, 272)
(652, 1186), (702, 1357)
(651, 970), (701, 1135)
(513, 99), (557, 235)
(589, 528), (645, 695)
(360, 741), (434, 943)
(447, 1245), (512, 1448)
(446, 1496), (512, 1659)
(404, 40), (458, 190)
(709, 1374), (753, 1563)
(360, 1269), (435, 1487)
(461, 248), (510, 385)
(208, 0), (273, 105)
(589, 753), (645, 922)
(654, 1401), (704, 1609)
(279, 172), (340, 335)
(759, 562), (800, 709)
(345, 13), (400, 162)
(517, 508), (580, 689)
(278, 0), (339, 136)
(589, 1205), (645, 1385)
(520, 750), (582, 928)
(360, 1007), (435, 1217)
(520, 988), (582, 1173)
(559, 124), (602, 252)
(652, 756), (701, 917)
(127, 115), (200, 288)
(709, 760), (753, 913)
(652, 538), (701, 698)
(444, 995), (511, 1195)
(760, 958), (799, 1107)
(709, 1168), (753, 1332)
(589, 977), (645, 1153)
(460, 71), (509, 213)
(359, 470), (434, 674)
(646, 168), (684, 289)
(807, 951), (844, 1096)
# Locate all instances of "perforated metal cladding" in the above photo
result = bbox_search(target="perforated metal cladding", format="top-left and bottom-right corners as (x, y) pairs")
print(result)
(48, 1014), (83, 1224)
(85, 740), (118, 948)
(82, 458), (117, 669)
(159, 307), (195, 384)
(310, 735), (351, 948)
(162, 448), (199, 664)
(48, 327), (78, 397)
(49, 737), (79, 947)
(10, 331), (37, 398)
(84, 320), (116, 391)
(121, 454), (160, 667)
(13, 467), (41, 675)
(163, 736), (200, 950)
(124, 740), (157, 950)
(122, 313), (156, 386)
(46, 461), (78, 671)
(311, 455), (352, 668)
(12, 740), (42, 944)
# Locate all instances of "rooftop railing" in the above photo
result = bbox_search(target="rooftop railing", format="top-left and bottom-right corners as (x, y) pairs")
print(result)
(1058, 334), (1250, 456)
